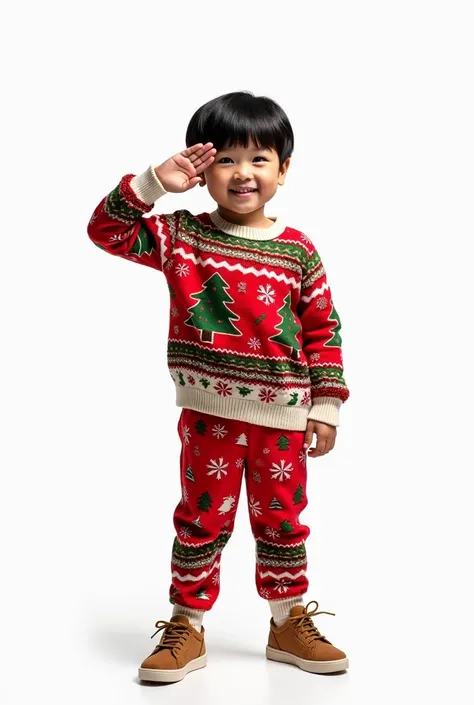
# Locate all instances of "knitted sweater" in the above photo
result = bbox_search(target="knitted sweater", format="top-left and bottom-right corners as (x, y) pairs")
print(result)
(87, 165), (350, 431)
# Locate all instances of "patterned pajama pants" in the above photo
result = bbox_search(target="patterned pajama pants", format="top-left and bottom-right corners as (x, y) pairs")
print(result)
(170, 408), (310, 611)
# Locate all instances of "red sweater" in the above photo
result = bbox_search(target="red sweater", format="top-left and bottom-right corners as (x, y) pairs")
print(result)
(87, 165), (349, 431)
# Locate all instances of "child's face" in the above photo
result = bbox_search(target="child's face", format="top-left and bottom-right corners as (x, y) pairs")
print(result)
(201, 139), (290, 215)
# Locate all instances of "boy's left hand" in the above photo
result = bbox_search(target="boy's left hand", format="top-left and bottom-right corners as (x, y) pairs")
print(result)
(304, 420), (336, 458)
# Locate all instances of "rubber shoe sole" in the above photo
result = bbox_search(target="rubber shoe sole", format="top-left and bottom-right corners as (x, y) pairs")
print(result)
(138, 653), (207, 683)
(266, 645), (348, 674)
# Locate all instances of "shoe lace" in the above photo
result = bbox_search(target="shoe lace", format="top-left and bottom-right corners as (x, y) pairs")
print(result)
(149, 620), (193, 653)
(290, 600), (336, 645)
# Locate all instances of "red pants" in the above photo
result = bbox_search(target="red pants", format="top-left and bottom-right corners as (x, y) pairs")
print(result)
(170, 408), (310, 610)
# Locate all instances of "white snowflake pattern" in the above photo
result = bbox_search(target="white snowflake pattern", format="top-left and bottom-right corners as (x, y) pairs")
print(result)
(212, 424), (228, 439)
(300, 233), (312, 245)
(253, 471), (262, 483)
(181, 486), (189, 504)
(206, 457), (229, 480)
(180, 527), (192, 539)
(257, 284), (276, 306)
(249, 495), (263, 517)
(193, 445), (200, 456)
(316, 296), (328, 310)
(265, 527), (280, 540)
(212, 573), (220, 585)
(248, 337), (262, 351)
(235, 458), (245, 469)
(171, 306), (179, 318)
(175, 263), (190, 277)
(182, 425), (191, 445)
(263, 448), (270, 455)
(299, 450), (307, 464)
(237, 282), (247, 293)
(274, 578), (291, 594)
(260, 588), (271, 599)
(174, 325), (180, 335)
(270, 460), (294, 482)
(310, 352), (321, 362)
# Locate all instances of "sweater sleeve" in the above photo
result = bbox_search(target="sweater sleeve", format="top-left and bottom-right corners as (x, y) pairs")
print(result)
(87, 165), (177, 272)
(297, 241), (350, 427)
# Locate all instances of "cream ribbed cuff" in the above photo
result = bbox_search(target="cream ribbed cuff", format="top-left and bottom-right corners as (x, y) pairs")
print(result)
(269, 595), (305, 627)
(307, 397), (342, 427)
(130, 165), (168, 206)
(171, 605), (205, 631)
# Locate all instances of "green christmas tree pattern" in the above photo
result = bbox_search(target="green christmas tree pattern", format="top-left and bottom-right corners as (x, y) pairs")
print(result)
(326, 302), (342, 347)
(197, 491), (213, 512)
(293, 484), (304, 505)
(277, 434), (290, 450)
(184, 273), (241, 344)
(280, 519), (294, 533)
(195, 419), (207, 436)
(269, 293), (302, 360)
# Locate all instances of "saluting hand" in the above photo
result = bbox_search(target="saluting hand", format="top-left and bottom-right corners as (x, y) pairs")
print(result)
(154, 142), (216, 193)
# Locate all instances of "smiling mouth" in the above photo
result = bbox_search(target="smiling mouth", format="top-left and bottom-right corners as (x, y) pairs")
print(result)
(229, 188), (258, 195)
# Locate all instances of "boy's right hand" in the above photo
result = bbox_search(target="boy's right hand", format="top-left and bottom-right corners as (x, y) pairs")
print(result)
(154, 143), (216, 193)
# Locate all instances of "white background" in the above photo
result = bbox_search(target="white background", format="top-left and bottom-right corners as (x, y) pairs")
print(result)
(1, 1), (473, 703)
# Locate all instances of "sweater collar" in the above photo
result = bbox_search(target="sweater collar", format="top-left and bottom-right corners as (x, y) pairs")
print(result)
(209, 209), (287, 241)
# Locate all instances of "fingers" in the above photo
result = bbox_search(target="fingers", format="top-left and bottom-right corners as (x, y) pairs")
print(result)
(305, 423), (337, 458)
(303, 423), (314, 450)
(184, 142), (216, 172)
(308, 437), (328, 458)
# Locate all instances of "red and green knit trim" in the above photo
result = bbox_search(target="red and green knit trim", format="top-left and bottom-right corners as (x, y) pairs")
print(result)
(172, 533), (231, 558)
(179, 210), (307, 261)
(167, 341), (308, 376)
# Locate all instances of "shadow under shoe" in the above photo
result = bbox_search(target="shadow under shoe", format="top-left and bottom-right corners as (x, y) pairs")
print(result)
(267, 600), (349, 674)
(138, 615), (207, 683)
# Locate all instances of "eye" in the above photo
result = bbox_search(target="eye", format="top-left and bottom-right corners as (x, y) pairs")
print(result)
(218, 156), (268, 164)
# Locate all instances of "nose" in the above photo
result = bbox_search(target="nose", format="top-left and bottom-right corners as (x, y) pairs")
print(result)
(234, 162), (253, 180)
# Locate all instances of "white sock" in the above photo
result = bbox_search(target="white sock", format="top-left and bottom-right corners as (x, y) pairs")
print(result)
(269, 595), (305, 627)
(171, 605), (205, 632)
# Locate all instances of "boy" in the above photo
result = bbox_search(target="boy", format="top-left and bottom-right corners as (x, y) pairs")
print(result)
(87, 91), (350, 682)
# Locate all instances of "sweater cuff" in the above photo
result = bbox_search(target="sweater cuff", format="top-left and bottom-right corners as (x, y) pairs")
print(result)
(130, 165), (168, 206)
(306, 397), (342, 427)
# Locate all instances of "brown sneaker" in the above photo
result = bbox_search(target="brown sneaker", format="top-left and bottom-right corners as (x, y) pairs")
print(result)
(266, 600), (349, 674)
(138, 615), (207, 683)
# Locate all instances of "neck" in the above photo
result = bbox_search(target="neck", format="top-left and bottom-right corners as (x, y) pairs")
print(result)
(216, 205), (274, 229)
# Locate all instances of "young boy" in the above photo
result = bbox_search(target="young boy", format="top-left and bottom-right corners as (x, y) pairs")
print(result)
(87, 91), (350, 682)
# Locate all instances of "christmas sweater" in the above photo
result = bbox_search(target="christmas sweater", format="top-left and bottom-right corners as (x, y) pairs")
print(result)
(87, 165), (350, 431)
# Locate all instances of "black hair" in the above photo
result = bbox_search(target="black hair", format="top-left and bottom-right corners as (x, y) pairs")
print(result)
(185, 91), (294, 167)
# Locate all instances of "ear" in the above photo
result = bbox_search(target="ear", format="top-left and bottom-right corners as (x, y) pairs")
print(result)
(278, 157), (291, 186)
(199, 173), (207, 187)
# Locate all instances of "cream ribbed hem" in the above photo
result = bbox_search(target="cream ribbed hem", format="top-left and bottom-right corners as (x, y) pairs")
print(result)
(209, 209), (287, 241)
(307, 397), (342, 427)
(130, 165), (168, 206)
(269, 596), (305, 626)
(172, 605), (205, 631)
(176, 386), (309, 431)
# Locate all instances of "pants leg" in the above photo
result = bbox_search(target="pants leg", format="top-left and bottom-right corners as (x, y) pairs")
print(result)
(245, 422), (310, 600)
(170, 409), (248, 611)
